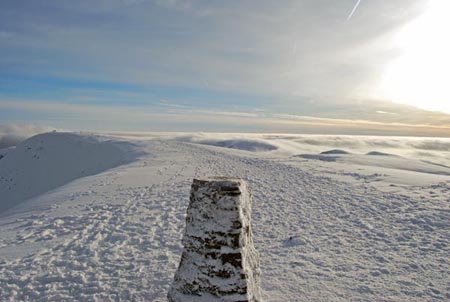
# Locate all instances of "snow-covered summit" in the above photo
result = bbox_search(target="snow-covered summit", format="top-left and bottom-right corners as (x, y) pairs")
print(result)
(0, 132), (136, 213)
(0, 133), (449, 301)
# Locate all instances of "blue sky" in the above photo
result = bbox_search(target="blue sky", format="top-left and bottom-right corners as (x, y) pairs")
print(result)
(1, 0), (449, 135)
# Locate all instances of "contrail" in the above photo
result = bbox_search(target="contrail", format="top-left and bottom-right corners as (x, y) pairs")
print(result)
(347, 0), (362, 20)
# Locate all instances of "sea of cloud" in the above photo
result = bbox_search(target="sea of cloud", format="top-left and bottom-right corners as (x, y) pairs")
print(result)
(168, 133), (450, 166)
(2, 125), (449, 167)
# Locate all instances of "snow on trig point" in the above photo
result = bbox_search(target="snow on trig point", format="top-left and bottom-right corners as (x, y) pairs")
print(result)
(168, 177), (262, 302)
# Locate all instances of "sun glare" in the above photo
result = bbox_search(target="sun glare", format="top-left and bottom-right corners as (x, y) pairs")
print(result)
(377, 0), (450, 113)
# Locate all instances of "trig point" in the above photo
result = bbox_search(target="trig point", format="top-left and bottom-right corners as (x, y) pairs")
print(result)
(168, 177), (262, 302)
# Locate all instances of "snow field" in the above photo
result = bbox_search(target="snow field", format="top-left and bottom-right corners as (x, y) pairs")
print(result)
(0, 135), (449, 301)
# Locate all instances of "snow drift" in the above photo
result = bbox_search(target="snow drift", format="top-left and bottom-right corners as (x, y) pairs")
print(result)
(0, 132), (136, 213)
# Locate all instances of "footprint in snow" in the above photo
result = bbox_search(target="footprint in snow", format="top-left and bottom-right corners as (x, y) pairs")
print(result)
(284, 235), (310, 247)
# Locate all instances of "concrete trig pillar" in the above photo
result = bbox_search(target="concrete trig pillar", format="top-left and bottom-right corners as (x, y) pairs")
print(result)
(168, 177), (262, 302)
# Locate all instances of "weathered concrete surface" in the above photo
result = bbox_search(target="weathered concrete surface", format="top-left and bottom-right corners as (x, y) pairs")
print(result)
(168, 177), (262, 302)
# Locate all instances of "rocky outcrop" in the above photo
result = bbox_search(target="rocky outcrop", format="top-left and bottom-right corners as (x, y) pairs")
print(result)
(168, 177), (262, 302)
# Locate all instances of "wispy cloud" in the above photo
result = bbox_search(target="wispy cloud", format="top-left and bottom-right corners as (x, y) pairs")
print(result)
(1, 99), (449, 137)
(0, 0), (442, 132)
(0, 0), (424, 102)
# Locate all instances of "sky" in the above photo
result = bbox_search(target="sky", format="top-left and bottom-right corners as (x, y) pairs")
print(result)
(1, 0), (450, 136)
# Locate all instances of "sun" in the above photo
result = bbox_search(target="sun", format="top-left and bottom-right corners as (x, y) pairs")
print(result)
(376, 0), (450, 113)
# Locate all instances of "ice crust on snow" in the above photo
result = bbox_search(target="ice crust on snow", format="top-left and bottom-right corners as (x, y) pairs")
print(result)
(168, 178), (262, 302)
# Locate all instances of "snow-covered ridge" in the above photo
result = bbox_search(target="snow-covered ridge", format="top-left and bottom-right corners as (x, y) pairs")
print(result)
(0, 132), (138, 214)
